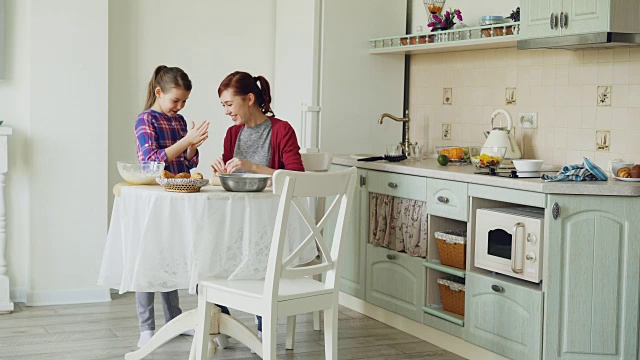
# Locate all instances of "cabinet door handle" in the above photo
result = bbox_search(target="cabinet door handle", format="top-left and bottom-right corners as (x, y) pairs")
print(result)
(491, 285), (504, 293)
(552, 202), (560, 220)
(550, 13), (557, 29)
(563, 12), (568, 29)
(559, 11), (565, 28)
(386, 254), (396, 260)
(387, 182), (398, 189)
(437, 196), (449, 204)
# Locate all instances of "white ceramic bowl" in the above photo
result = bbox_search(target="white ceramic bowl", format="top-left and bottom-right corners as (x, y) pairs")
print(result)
(117, 161), (165, 185)
(512, 159), (544, 172)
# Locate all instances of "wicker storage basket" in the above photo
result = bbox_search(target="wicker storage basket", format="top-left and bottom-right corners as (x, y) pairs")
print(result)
(156, 178), (209, 193)
(435, 229), (467, 269)
(437, 278), (465, 316)
(481, 25), (515, 38)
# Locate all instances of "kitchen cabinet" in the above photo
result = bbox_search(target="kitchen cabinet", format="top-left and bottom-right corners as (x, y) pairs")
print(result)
(365, 244), (426, 323)
(465, 272), (543, 360)
(273, 0), (406, 155)
(325, 165), (368, 300)
(521, 0), (639, 39)
(544, 195), (640, 359)
(367, 170), (427, 201)
(426, 178), (468, 222)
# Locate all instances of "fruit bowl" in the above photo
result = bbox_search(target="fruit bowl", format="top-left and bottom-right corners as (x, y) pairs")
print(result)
(435, 146), (470, 163)
(469, 147), (506, 170)
(117, 161), (165, 185)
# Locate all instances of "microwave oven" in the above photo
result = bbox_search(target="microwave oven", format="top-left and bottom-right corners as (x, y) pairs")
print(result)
(475, 207), (544, 283)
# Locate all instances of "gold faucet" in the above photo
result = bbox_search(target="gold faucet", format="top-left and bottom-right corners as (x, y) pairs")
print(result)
(378, 110), (412, 156)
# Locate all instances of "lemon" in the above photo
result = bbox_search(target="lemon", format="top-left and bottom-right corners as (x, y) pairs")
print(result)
(437, 154), (450, 166)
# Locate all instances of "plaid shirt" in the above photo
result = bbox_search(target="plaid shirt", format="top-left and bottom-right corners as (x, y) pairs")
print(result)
(135, 109), (199, 174)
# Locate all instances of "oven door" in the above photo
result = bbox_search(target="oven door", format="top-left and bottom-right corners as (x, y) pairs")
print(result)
(474, 209), (541, 282)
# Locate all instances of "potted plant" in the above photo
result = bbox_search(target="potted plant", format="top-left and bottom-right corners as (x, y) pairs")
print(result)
(428, 9), (462, 42)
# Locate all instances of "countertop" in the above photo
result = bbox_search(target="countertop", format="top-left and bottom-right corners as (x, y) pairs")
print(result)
(332, 155), (640, 196)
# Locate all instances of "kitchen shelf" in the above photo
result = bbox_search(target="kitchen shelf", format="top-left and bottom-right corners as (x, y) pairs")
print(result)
(370, 22), (519, 55)
(423, 260), (466, 278)
(422, 304), (464, 326)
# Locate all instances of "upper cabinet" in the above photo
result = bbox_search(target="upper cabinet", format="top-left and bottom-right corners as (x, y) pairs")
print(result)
(520, 0), (640, 39)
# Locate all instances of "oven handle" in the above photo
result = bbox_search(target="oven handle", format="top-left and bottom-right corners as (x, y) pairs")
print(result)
(511, 222), (524, 274)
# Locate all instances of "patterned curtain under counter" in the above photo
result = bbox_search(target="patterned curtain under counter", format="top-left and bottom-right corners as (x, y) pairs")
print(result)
(369, 193), (428, 258)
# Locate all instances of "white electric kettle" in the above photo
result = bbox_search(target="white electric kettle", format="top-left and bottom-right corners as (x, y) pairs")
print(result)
(482, 109), (522, 159)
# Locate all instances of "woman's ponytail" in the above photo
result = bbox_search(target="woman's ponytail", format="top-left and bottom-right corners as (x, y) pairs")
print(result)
(254, 75), (273, 116)
(218, 71), (275, 116)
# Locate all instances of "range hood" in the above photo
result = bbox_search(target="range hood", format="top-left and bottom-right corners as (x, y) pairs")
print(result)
(518, 32), (640, 50)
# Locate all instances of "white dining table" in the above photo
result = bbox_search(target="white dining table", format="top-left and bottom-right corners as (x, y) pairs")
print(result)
(98, 183), (317, 359)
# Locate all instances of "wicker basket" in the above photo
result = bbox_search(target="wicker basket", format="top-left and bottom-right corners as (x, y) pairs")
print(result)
(481, 25), (515, 38)
(437, 278), (465, 316)
(435, 230), (467, 269)
(156, 178), (209, 193)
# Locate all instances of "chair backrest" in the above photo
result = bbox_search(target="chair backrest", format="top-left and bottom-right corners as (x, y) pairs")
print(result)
(301, 152), (333, 225)
(301, 152), (333, 172)
(264, 167), (357, 299)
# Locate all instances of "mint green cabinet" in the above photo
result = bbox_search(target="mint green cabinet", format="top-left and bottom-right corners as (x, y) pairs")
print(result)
(465, 272), (543, 360)
(365, 244), (426, 322)
(544, 195), (640, 359)
(327, 165), (368, 299)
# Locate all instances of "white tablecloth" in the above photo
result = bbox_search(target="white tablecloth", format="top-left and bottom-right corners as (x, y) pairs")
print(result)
(98, 185), (317, 294)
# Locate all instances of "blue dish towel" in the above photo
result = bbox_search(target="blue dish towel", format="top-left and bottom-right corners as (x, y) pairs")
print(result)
(542, 158), (608, 182)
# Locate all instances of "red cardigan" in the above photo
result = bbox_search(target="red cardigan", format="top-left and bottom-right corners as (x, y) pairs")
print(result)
(222, 117), (305, 172)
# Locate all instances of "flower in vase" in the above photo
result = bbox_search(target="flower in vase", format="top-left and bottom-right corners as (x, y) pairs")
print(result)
(428, 9), (463, 31)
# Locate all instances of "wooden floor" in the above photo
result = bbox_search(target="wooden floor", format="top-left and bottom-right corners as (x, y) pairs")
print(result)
(0, 291), (466, 360)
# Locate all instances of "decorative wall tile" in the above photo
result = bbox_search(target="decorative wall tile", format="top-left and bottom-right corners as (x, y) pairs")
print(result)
(597, 86), (611, 106)
(596, 130), (610, 151)
(443, 88), (452, 105)
(505, 87), (516, 105)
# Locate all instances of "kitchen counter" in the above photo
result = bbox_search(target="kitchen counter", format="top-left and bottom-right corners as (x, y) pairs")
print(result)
(332, 155), (640, 196)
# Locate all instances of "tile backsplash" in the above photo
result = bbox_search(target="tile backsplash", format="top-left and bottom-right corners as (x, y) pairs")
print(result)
(409, 47), (640, 169)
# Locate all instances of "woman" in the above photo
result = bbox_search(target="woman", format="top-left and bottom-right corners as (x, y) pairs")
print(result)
(211, 71), (304, 175)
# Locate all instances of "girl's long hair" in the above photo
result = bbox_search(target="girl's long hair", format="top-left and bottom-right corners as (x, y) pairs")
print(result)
(144, 66), (192, 110)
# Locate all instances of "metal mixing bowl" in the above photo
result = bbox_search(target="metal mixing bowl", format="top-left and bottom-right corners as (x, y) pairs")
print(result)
(218, 173), (271, 192)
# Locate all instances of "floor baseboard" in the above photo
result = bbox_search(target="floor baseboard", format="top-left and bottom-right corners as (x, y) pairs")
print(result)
(26, 287), (112, 306)
(339, 292), (508, 360)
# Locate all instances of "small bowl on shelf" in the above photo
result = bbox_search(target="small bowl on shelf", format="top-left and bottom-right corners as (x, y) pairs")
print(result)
(512, 159), (544, 172)
(117, 161), (164, 185)
(469, 146), (507, 170)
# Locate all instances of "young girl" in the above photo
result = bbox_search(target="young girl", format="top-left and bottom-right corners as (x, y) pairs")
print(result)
(134, 65), (208, 348)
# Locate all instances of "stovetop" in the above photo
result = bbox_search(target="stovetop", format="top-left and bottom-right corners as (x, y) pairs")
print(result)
(474, 169), (556, 178)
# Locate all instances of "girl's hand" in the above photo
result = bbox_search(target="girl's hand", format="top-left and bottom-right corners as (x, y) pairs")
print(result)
(211, 156), (227, 174)
(225, 158), (254, 174)
(186, 120), (209, 147)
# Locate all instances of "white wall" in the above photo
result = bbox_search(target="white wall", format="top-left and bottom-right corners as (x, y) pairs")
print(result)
(411, 0), (517, 33)
(0, 0), (110, 306)
(108, 0), (276, 214)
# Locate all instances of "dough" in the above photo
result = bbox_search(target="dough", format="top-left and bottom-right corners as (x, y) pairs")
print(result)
(192, 172), (204, 179)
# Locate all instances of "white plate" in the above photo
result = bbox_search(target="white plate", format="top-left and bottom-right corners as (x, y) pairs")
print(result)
(613, 176), (640, 182)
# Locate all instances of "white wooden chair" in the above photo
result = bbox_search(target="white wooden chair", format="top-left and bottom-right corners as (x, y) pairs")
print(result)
(194, 167), (357, 360)
(284, 152), (334, 347)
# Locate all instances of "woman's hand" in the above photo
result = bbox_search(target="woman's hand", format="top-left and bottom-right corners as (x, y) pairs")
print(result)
(225, 158), (255, 173)
(186, 120), (209, 147)
(211, 156), (227, 174)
